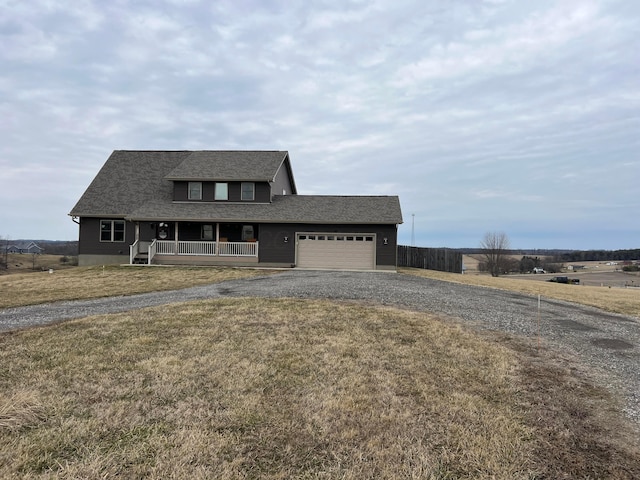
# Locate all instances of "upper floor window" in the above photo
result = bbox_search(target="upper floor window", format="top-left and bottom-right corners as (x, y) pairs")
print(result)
(100, 220), (125, 242)
(241, 182), (255, 201)
(215, 182), (228, 200)
(188, 182), (202, 200)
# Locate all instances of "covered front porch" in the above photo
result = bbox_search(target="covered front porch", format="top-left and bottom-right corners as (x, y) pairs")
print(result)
(129, 221), (259, 265)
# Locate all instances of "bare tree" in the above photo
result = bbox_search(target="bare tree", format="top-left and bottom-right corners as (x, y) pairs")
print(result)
(480, 231), (511, 277)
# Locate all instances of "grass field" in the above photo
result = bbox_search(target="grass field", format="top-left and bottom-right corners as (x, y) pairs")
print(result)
(1, 266), (640, 477)
(1, 298), (639, 478)
(2, 262), (638, 318)
(401, 268), (640, 318)
(1, 253), (77, 274)
(0, 265), (272, 309)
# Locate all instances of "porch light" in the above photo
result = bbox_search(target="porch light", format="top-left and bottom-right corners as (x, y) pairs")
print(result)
(284, 236), (289, 243)
(383, 237), (388, 245)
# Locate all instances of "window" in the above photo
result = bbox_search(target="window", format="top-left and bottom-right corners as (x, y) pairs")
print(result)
(100, 220), (125, 242)
(215, 182), (228, 200)
(202, 224), (213, 240)
(242, 225), (254, 241)
(188, 182), (202, 200)
(241, 182), (255, 201)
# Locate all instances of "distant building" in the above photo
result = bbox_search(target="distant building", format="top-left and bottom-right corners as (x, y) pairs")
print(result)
(6, 242), (44, 254)
(567, 265), (585, 271)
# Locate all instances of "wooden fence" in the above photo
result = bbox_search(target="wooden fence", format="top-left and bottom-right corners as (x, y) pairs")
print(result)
(397, 245), (462, 273)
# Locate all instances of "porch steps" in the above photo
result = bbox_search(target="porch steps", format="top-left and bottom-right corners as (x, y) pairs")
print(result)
(132, 253), (149, 265)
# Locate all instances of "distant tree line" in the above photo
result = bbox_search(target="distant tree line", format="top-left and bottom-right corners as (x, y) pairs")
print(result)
(457, 248), (574, 256)
(36, 241), (78, 256)
(517, 256), (563, 273)
(463, 247), (639, 263)
(478, 255), (564, 275)
(559, 249), (640, 262)
(475, 231), (637, 277)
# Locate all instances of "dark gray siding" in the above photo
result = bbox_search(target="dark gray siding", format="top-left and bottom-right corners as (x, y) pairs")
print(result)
(258, 224), (297, 265)
(139, 222), (156, 242)
(272, 162), (295, 196)
(78, 218), (135, 255)
(258, 223), (397, 268)
(173, 182), (188, 201)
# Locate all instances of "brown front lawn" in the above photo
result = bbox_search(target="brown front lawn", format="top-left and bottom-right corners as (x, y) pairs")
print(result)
(1, 299), (638, 478)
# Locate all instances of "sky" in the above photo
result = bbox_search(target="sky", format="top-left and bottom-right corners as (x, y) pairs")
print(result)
(1, 0), (638, 250)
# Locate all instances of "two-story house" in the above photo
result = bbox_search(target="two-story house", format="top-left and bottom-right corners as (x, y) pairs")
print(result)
(70, 150), (403, 270)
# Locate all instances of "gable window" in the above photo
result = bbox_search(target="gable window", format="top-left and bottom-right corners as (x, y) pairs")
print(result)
(241, 182), (255, 201)
(188, 182), (202, 200)
(100, 220), (125, 242)
(215, 182), (228, 200)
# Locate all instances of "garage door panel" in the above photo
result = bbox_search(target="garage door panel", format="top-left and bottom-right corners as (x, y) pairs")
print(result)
(297, 234), (375, 270)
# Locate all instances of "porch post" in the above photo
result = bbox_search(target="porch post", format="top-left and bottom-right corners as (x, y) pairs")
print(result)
(174, 222), (179, 256)
(135, 222), (140, 241)
(130, 222), (141, 265)
(215, 223), (220, 256)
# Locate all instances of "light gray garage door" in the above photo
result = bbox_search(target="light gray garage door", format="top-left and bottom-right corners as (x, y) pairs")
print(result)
(296, 233), (376, 270)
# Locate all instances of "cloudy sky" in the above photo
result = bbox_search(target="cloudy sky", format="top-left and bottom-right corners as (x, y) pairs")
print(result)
(1, 0), (638, 250)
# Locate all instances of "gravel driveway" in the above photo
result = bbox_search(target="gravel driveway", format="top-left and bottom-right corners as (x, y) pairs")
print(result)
(2, 270), (639, 425)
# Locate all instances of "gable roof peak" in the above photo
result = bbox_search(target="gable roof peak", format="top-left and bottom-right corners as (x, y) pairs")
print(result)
(165, 150), (290, 181)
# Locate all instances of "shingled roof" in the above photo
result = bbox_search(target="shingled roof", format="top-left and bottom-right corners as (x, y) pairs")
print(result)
(129, 195), (402, 224)
(70, 151), (190, 217)
(165, 151), (290, 181)
(70, 150), (402, 225)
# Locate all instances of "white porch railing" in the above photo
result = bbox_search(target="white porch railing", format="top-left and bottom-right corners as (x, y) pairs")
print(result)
(129, 240), (139, 264)
(178, 241), (217, 256)
(218, 241), (258, 257)
(148, 239), (157, 264)
(153, 240), (258, 258)
(156, 240), (176, 255)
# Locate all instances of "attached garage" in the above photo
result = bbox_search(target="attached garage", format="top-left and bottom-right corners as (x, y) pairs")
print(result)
(296, 233), (376, 270)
